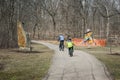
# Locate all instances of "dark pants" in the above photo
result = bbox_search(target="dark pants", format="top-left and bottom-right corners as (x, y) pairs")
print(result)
(68, 46), (74, 57)
(59, 40), (64, 51)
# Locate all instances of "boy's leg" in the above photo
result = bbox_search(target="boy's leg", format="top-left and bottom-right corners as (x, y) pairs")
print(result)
(68, 48), (71, 56)
(71, 46), (73, 56)
(59, 41), (62, 51)
(69, 47), (73, 57)
(61, 41), (64, 51)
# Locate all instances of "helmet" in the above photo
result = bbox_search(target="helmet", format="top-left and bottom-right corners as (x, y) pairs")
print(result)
(86, 29), (91, 32)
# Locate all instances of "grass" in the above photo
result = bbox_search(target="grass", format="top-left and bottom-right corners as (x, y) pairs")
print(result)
(75, 46), (120, 80)
(0, 43), (54, 80)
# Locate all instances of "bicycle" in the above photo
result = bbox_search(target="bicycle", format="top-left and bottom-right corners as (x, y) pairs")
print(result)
(59, 40), (64, 51)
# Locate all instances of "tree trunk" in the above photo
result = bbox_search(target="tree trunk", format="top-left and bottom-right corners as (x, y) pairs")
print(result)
(51, 15), (56, 39)
(106, 17), (110, 40)
(0, 0), (18, 48)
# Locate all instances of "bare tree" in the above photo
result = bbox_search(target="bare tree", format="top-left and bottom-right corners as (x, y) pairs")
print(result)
(94, 0), (119, 39)
(1, 0), (120, 43)
(40, 0), (60, 39)
(0, 0), (18, 48)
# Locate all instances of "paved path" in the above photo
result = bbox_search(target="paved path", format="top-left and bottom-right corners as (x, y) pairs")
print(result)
(32, 40), (112, 80)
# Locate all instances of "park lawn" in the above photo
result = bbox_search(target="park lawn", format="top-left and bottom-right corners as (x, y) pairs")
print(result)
(75, 46), (120, 80)
(0, 43), (54, 80)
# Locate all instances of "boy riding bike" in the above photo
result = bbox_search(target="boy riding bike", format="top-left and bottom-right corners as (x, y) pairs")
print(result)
(58, 34), (64, 51)
(67, 38), (74, 57)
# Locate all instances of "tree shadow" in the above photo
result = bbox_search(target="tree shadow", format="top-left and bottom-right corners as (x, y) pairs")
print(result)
(109, 53), (120, 56)
(10, 49), (45, 54)
(0, 63), (5, 70)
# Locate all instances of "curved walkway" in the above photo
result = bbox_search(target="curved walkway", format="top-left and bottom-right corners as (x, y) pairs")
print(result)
(32, 40), (112, 80)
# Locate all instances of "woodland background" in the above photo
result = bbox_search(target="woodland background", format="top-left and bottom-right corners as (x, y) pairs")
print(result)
(0, 0), (120, 48)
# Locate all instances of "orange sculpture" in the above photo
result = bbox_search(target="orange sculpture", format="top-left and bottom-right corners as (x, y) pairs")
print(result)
(72, 29), (106, 47)
(17, 21), (26, 47)
(72, 38), (106, 47)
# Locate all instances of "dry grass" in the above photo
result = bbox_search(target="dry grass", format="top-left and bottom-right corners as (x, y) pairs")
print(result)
(75, 46), (120, 80)
(0, 43), (54, 80)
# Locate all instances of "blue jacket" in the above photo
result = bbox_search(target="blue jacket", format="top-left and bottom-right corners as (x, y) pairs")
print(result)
(58, 35), (64, 41)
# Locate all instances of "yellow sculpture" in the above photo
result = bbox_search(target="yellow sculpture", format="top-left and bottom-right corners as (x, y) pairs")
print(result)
(84, 31), (93, 44)
(17, 21), (26, 47)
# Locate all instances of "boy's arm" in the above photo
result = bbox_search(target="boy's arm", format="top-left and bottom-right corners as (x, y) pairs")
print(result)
(72, 42), (74, 46)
